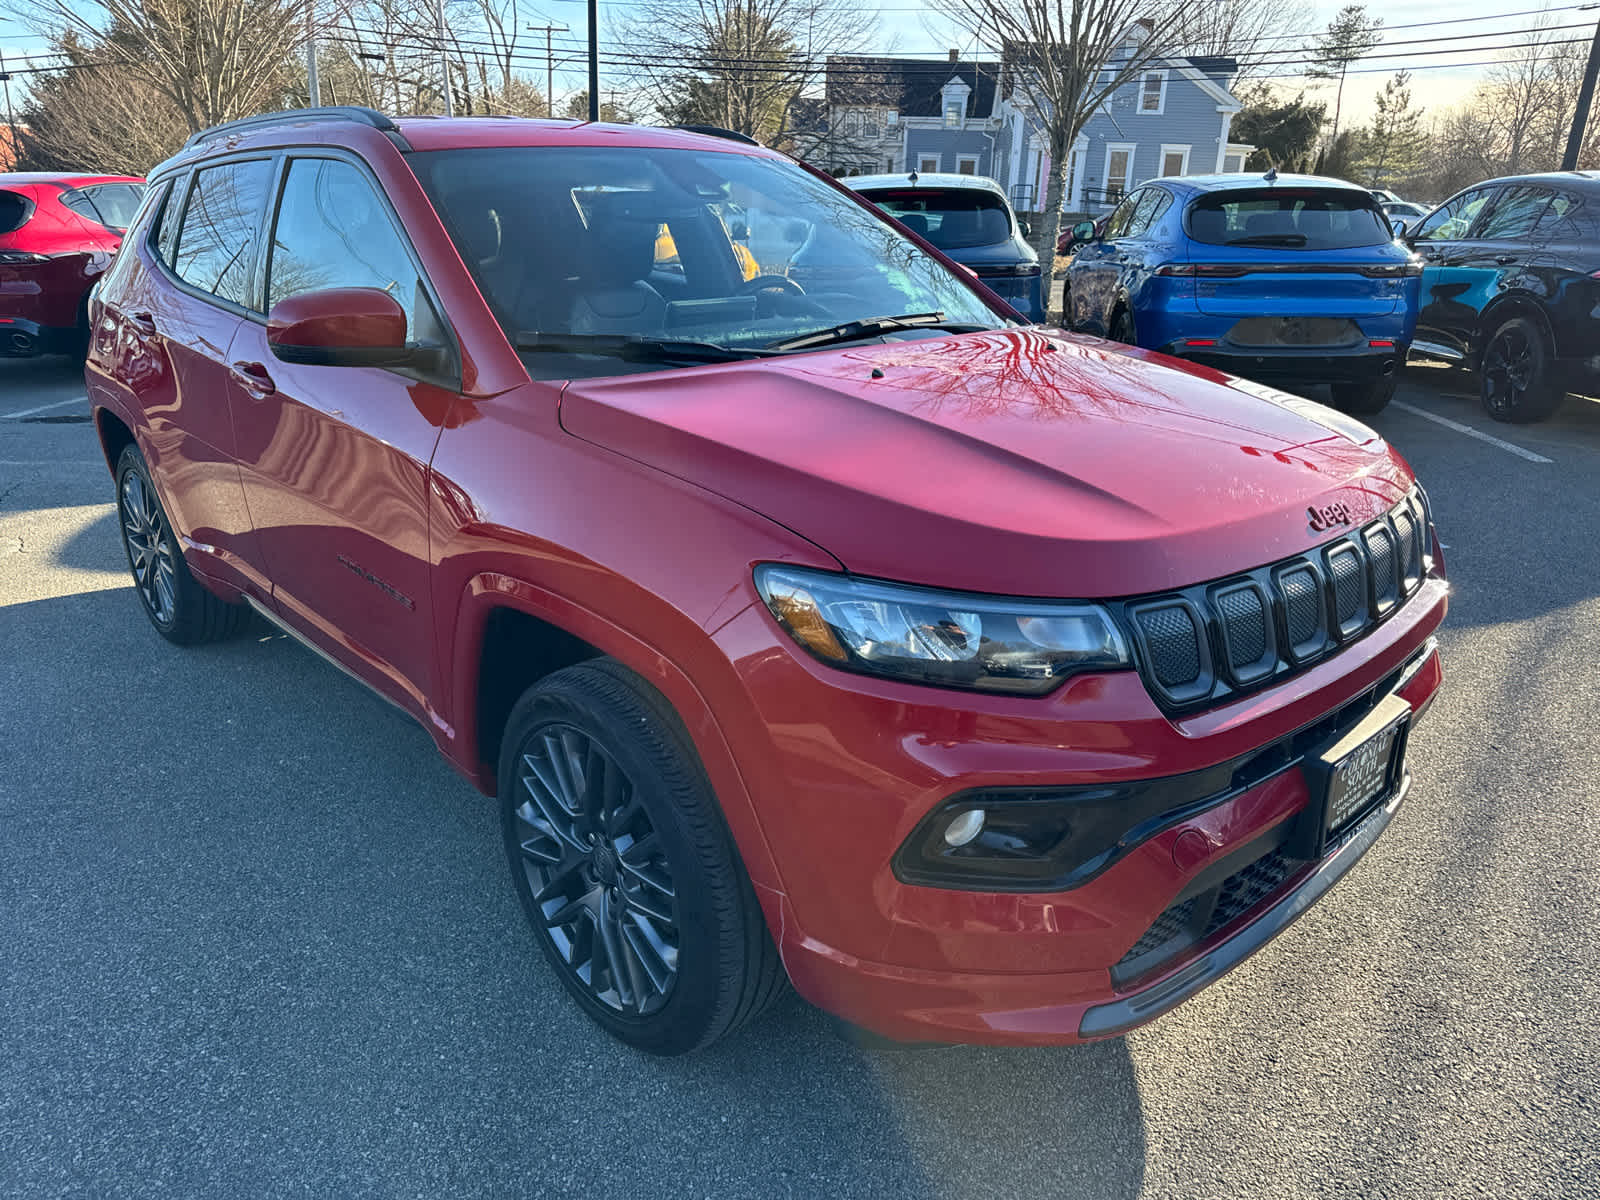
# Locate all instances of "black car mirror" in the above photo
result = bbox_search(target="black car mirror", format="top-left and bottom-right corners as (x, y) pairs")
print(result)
(1017, 219), (1031, 238)
(1072, 220), (1097, 245)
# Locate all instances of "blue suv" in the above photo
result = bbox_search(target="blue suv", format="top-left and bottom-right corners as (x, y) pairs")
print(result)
(1064, 174), (1421, 413)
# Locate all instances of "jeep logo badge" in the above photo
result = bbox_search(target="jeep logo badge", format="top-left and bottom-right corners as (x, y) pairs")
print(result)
(1307, 502), (1354, 532)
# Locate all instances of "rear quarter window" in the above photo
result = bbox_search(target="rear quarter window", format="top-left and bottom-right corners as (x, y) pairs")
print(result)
(0, 189), (34, 235)
(1186, 188), (1391, 250)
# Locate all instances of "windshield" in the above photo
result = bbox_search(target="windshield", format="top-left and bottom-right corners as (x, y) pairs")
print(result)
(1186, 188), (1391, 250)
(856, 187), (1014, 249)
(409, 146), (1007, 378)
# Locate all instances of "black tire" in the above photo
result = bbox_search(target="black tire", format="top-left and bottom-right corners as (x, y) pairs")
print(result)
(1480, 315), (1563, 423)
(113, 444), (246, 644)
(498, 659), (785, 1055)
(1109, 308), (1136, 345)
(1329, 375), (1396, 415)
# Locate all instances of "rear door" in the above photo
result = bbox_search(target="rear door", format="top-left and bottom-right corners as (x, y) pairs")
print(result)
(106, 158), (275, 599)
(226, 152), (457, 717)
(1409, 184), (1500, 359)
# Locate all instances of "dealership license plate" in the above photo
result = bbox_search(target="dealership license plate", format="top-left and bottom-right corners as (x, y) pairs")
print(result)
(1324, 719), (1405, 834)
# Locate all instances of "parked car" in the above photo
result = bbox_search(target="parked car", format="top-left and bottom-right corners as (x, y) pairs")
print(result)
(1063, 173), (1421, 413)
(88, 108), (1447, 1055)
(846, 172), (1046, 322)
(1382, 200), (1428, 226)
(1369, 188), (1405, 207)
(0, 172), (145, 357)
(1402, 171), (1600, 422)
(1058, 213), (1106, 257)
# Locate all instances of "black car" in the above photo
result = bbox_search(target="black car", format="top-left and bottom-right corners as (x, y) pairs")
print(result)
(1404, 172), (1600, 422)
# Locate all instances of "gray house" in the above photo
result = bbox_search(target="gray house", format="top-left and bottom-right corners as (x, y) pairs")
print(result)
(821, 38), (1250, 213)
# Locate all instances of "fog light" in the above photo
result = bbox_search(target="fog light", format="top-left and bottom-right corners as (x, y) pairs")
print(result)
(943, 809), (986, 847)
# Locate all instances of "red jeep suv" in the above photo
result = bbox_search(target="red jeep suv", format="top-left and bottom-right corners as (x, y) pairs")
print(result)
(86, 108), (1447, 1055)
(1, 172), (144, 357)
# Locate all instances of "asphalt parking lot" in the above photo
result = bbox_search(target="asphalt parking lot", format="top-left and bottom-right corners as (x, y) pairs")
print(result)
(3, 352), (1598, 1199)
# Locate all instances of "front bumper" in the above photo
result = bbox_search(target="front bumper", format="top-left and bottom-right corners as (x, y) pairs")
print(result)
(716, 562), (1447, 1045)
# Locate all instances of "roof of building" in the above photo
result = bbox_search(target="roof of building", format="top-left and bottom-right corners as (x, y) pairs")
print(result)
(826, 56), (1000, 120)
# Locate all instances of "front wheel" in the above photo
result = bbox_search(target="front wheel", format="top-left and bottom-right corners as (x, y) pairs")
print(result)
(1329, 375), (1396, 415)
(1480, 315), (1562, 423)
(499, 660), (784, 1055)
(114, 444), (246, 644)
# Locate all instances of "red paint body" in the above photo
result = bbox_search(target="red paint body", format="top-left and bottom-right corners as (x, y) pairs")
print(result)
(0, 172), (143, 356)
(86, 118), (1447, 1044)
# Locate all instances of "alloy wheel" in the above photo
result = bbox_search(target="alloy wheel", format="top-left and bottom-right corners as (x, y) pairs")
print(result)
(120, 469), (177, 625)
(510, 723), (680, 1016)
(1482, 325), (1534, 416)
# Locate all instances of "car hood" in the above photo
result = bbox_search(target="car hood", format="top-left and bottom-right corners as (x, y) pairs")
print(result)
(558, 328), (1415, 599)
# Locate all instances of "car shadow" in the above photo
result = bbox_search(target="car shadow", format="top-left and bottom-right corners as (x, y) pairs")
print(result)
(0, 585), (1148, 1199)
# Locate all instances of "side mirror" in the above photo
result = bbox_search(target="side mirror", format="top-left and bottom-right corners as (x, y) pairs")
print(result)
(1391, 217), (1411, 239)
(267, 287), (437, 370)
(1071, 219), (1097, 246)
(1017, 219), (1031, 238)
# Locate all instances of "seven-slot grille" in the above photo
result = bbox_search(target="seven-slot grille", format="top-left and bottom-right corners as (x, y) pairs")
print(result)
(1124, 491), (1431, 711)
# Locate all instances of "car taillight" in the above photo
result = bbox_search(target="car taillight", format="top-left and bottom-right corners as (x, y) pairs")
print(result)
(1360, 262), (1422, 278)
(1154, 263), (1248, 278)
(975, 263), (1041, 278)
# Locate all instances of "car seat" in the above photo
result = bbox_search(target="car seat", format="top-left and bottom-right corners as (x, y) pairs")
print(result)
(570, 199), (668, 335)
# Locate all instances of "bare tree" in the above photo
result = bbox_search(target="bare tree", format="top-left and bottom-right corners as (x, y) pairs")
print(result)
(1175, 0), (1307, 82)
(1307, 4), (1382, 142)
(615, 0), (872, 146)
(927, 0), (1187, 270)
(3, 0), (313, 134)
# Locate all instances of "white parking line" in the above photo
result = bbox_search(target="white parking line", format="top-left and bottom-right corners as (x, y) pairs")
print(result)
(0, 395), (88, 420)
(1393, 401), (1553, 464)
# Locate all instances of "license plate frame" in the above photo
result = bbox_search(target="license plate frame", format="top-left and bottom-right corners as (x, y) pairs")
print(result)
(1286, 693), (1412, 860)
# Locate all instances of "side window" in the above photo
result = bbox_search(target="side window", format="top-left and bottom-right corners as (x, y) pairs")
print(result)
(1533, 190), (1584, 239)
(1127, 188), (1169, 238)
(1413, 186), (1495, 242)
(1104, 191), (1142, 239)
(64, 184), (145, 231)
(173, 159), (274, 307)
(151, 175), (186, 268)
(1475, 186), (1552, 241)
(266, 157), (426, 336)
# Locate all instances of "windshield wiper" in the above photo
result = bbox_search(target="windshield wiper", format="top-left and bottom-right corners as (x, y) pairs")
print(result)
(1222, 233), (1308, 247)
(514, 333), (774, 364)
(765, 312), (988, 352)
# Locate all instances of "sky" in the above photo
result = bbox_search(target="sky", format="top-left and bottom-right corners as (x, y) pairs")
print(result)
(0, 0), (1592, 130)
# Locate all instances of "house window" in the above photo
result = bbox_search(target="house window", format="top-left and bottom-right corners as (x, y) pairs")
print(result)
(1160, 144), (1190, 177)
(944, 103), (962, 128)
(956, 155), (979, 176)
(1223, 153), (1245, 172)
(1139, 71), (1167, 115)
(919, 156), (940, 174)
(886, 157), (896, 173)
(1104, 144), (1135, 200)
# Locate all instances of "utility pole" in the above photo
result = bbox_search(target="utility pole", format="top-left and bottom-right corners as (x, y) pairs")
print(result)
(586, 0), (599, 121)
(306, 0), (321, 106)
(1564, 17), (1600, 170)
(436, 0), (454, 117)
(0, 17), (19, 164)
(526, 22), (567, 116)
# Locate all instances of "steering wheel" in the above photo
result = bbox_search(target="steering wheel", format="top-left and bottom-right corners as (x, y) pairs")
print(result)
(739, 274), (806, 296)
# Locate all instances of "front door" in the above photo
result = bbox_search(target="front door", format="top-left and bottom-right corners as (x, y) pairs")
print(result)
(228, 153), (456, 718)
(1070, 189), (1142, 334)
(1410, 184), (1501, 360)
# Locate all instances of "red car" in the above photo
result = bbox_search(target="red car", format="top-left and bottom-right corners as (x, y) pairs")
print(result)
(1, 172), (144, 357)
(86, 109), (1447, 1055)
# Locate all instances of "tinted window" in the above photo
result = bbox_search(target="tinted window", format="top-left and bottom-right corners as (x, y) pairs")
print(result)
(1186, 188), (1390, 249)
(152, 176), (185, 267)
(0, 189), (31, 234)
(61, 183), (145, 231)
(267, 157), (425, 334)
(1534, 190), (1587, 240)
(173, 160), (274, 307)
(1104, 191), (1142, 239)
(859, 187), (1014, 249)
(1475, 186), (1551, 240)
(1127, 188), (1171, 238)
(1413, 186), (1496, 242)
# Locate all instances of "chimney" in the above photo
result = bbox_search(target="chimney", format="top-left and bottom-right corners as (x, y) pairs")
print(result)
(949, 48), (960, 62)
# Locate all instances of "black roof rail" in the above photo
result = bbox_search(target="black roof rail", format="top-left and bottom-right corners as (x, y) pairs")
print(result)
(184, 106), (404, 149)
(672, 124), (761, 147)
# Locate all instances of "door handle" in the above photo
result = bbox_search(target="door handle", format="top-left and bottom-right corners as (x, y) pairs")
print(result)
(1495, 255), (1518, 265)
(127, 311), (156, 336)
(229, 360), (277, 397)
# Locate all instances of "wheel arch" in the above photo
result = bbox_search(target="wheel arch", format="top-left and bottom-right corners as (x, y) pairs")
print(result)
(93, 405), (137, 478)
(1474, 294), (1558, 363)
(448, 573), (785, 896)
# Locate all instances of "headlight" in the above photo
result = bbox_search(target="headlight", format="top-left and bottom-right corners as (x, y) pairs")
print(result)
(754, 565), (1131, 695)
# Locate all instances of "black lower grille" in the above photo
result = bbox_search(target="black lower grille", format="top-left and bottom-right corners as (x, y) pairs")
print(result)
(1204, 851), (1294, 938)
